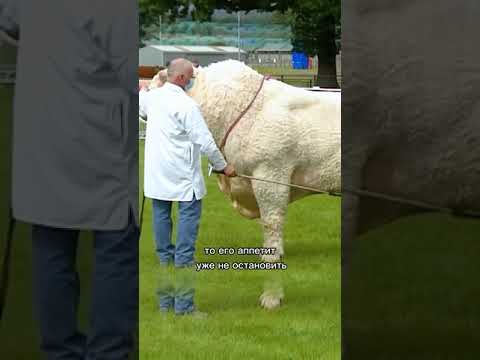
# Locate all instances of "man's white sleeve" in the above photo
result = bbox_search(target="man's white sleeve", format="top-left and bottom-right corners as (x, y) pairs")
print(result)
(185, 104), (227, 171)
(139, 89), (148, 119)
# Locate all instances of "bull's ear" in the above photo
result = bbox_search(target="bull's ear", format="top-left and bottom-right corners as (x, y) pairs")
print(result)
(193, 66), (202, 78)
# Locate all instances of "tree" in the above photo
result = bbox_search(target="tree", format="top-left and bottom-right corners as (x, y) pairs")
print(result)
(290, 1), (340, 87)
(140, 0), (341, 86)
(139, 0), (216, 41)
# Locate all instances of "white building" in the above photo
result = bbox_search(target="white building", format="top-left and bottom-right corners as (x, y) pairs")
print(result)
(139, 45), (248, 67)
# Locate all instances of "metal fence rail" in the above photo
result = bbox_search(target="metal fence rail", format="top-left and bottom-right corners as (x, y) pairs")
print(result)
(269, 74), (342, 88)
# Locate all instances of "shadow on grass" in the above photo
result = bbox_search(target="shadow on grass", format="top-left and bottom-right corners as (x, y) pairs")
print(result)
(343, 213), (480, 360)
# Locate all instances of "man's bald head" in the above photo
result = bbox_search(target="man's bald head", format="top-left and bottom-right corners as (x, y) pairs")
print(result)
(167, 58), (194, 89)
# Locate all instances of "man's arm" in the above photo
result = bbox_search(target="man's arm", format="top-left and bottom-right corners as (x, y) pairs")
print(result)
(138, 88), (149, 120)
(184, 104), (228, 172)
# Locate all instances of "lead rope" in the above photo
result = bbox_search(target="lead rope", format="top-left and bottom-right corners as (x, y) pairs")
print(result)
(214, 168), (480, 218)
(236, 173), (340, 196)
(342, 187), (480, 218)
(233, 174), (480, 218)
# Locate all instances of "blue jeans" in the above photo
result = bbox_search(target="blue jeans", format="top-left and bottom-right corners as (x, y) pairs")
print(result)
(153, 197), (200, 314)
(31, 210), (139, 360)
(152, 196), (202, 267)
(157, 267), (195, 314)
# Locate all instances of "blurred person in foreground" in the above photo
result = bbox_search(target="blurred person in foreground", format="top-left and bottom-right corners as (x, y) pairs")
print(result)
(1, 1), (139, 358)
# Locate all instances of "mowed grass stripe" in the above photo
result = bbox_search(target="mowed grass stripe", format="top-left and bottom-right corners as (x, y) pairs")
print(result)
(139, 141), (341, 360)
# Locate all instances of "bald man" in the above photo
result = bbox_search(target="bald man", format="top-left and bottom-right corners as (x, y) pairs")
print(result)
(139, 58), (235, 314)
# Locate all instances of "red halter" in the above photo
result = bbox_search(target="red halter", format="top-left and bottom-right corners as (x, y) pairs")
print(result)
(219, 76), (269, 151)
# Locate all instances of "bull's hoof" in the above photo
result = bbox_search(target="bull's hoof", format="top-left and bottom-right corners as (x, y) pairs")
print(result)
(259, 291), (284, 310)
(261, 253), (282, 263)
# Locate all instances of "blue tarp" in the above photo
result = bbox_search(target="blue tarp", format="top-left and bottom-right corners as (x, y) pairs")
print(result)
(292, 52), (308, 69)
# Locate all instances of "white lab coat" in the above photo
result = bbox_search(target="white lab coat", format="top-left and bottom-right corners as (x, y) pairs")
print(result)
(140, 82), (227, 201)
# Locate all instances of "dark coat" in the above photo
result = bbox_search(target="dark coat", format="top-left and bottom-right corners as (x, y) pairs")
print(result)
(1, 0), (139, 230)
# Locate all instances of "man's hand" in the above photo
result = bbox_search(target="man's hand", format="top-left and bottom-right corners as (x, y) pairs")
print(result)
(223, 164), (237, 177)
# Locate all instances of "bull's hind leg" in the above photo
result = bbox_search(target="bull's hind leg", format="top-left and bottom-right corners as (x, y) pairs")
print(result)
(251, 168), (291, 263)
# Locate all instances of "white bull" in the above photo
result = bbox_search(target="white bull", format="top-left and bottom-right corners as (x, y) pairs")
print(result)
(189, 60), (341, 262)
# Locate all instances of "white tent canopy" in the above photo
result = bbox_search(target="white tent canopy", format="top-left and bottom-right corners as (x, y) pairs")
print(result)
(139, 45), (247, 67)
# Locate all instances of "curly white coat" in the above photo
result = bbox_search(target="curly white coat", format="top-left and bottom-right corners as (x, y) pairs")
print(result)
(189, 60), (341, 261)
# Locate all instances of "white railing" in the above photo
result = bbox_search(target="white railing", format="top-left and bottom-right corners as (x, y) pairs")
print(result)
(305, 87), (341, 92)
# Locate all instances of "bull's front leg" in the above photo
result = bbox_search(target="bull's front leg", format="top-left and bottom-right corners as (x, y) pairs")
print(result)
(251, 168), (291, 263)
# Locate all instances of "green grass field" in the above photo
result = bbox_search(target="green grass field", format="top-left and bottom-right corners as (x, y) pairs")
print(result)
(252, 66), (317, 76)
(1, 127), (478, 359)
(252, 66), (318, 87)
(138, 141), (341, 360)
(345, 214), (480, 359)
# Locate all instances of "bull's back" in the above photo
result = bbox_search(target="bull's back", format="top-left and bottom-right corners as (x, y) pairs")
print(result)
(259, 85), (341, 192)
